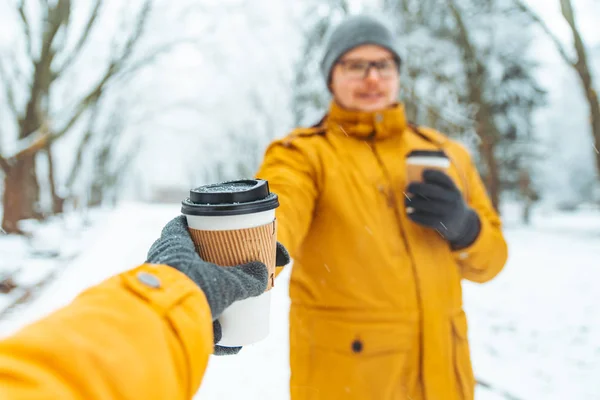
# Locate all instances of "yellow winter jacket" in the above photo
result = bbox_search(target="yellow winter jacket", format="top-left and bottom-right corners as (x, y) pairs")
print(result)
(256, 101), (508, 400)
(0, 264), (213, 400)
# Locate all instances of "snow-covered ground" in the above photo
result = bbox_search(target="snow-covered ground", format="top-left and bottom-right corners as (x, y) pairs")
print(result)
(0, 202), (599, 399)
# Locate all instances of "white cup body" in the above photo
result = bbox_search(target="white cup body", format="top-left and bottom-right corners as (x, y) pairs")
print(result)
(184, 209), (275, 347)
(215, 290), (272, 347)
(406, 156), (450, 168)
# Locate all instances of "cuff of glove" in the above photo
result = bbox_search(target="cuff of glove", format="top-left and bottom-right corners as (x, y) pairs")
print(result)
(449, 209), (481, 250)
(212, 320), (242, 356)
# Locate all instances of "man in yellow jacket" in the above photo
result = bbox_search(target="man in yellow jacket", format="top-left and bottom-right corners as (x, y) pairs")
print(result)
(256, 15), (508, 400)
(0, 215), (290, 399)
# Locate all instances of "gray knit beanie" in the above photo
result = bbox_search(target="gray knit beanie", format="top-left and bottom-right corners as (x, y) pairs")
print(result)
(320, 15), (402, 85)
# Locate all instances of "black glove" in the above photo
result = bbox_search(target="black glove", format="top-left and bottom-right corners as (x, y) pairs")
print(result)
(146, 215), (290, 355)
(405, 169), (481, 250)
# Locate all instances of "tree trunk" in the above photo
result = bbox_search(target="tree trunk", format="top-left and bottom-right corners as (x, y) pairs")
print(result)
(88, 182), (104, 207)
(518, 169), (534, 225)
(446, 0), (502, 211)
(2, 155), (42, 234)
(593, 98), (600, 177)
(580, 79), (600, 176)
(46, 147), (64, 214)
(480, 133), (500, 211)
(522, 199), (532, 225)
(558, 0), (600, 179)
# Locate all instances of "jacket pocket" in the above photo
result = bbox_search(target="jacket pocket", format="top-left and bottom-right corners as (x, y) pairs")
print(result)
(307, 318), (416, 355)
(451, 311), (475, 400)
(290, 314), (418, 399)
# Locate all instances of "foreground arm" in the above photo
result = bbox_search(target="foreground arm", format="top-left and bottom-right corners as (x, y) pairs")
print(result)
(0, 264), (213, 400)
(0, 215), (283, 399)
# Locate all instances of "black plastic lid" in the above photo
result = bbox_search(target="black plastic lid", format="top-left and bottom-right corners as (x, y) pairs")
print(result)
(181, 179), (279, 216)
(406, 149), (448, 158)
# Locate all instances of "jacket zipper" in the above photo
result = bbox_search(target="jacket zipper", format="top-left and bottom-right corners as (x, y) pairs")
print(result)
(367, 135), (424, 345)
(366, 136), (411, 252)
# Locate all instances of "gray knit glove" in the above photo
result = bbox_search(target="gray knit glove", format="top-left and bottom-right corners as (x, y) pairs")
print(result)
(146, 215), (290, 355)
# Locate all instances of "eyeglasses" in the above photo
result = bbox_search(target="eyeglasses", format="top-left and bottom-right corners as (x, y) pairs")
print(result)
(336, 58), (398, 80)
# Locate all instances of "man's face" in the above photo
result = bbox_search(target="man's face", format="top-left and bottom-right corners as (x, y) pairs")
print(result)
(330, 45), (399, 112)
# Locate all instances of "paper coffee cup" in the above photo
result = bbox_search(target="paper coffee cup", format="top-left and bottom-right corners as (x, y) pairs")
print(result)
(181, 179), (279, 347)
(406, 150), (450, 183)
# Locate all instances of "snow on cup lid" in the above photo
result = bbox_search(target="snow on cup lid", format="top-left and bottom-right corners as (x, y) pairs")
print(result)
(181, 179), (279, 216)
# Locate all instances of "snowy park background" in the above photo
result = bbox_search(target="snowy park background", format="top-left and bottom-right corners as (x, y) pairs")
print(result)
(1, 0), (600, 399)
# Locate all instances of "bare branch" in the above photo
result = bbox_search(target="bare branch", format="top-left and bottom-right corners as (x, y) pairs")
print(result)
(0, 60), (21, 119)
(51, 76), (106, 142)
(111, 137), (140, 177)
(512, 0), (575, 66)
(18, 0), (72, 139)
(7, 121), (50, 161)
(446, 0), (484, 77)
(117, 39), (196, 80)
(17, 0), (34, 58)
(15, 130), (50, 159)
(117, 0), (153, 67)
(42, 0), (71, 66)
(53, 0), (103, 79)
(0, 154), (10, 174)
(559, 0), (600, 175)
(66, 102), (101, 189)
(51, 0), (153, 143)
(560, 0), (587, 63)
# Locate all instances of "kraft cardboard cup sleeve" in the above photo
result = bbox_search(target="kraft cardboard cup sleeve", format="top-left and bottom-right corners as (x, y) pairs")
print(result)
(181, 179), (279, 347)
(406, 150), (451, 183)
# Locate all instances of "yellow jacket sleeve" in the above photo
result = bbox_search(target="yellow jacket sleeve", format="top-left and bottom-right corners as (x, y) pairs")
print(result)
(256, 138), (320, 276)
(0, 263), (214, 400)
(453, 154), (509, 283)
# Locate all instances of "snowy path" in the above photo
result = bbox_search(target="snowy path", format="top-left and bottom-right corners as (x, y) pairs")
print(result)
(0, 203), (598, 399)
(0, 202), (180, 337)
(464, 222), (600, 399)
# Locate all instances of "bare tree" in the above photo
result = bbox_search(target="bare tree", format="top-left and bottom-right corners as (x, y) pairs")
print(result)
(386, 0), (479, 139)
(444, 0), (504, 209)
(383, 0), (545, 212)
(292, 0), (351, 126)
(89, 112), (140, 208)
(0, 0), (188, 233)
(514, 0), (600, 179)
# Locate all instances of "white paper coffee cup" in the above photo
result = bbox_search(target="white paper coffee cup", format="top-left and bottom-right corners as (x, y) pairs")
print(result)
(406, 150), (450, 182)
(181, 179), (279, 347)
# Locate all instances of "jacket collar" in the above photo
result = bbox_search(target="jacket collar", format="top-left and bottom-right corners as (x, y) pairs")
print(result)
(325, 101), (407, 139)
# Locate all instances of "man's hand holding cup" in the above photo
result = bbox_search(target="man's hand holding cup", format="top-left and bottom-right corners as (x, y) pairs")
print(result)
(404, 151), (481, 250)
